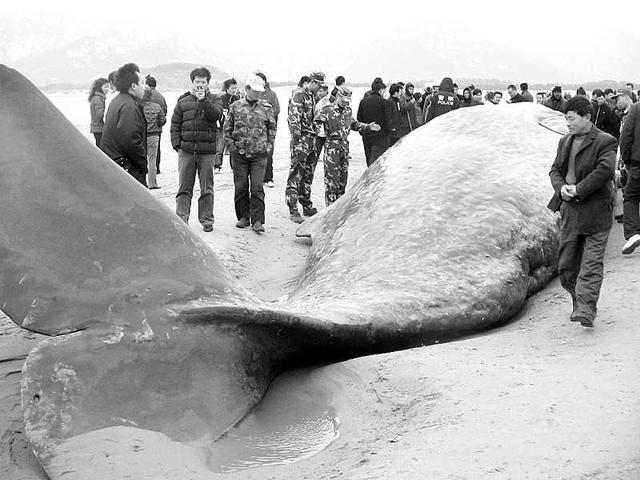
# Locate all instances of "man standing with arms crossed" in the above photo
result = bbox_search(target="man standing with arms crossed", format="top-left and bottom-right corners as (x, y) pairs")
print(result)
(286, 71), (325, 223)
(548, 96), (617, 328)
(170, 67), (223, 232)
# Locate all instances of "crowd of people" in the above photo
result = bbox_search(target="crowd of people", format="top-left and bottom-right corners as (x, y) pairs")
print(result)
(86, 62), (640, 328)
(87, 64), (639, 245)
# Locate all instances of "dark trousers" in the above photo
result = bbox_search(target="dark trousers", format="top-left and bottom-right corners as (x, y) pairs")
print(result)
(176, 150), (214, 227)
(129, 169), (148, 187)
(362, 137), (389, 167)
(557, 229), (610, 322)
(93, 133), (102, 148)
(232, 152), (267, 224)
(264, 149), (274, 183)
(155, 132), (162, 173)
(623, 163), (640, 239)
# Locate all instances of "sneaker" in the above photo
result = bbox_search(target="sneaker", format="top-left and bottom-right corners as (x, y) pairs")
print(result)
(622, 234), (640, 255)
(290, 211), (304, 224)
(303, 207), (318, 216)
(578, 317), (594, 328)
(203, 224), (213, 232)
(265, 181), (275, 188)
(252, 221), (265, 232)
(235, 218), (250, 228)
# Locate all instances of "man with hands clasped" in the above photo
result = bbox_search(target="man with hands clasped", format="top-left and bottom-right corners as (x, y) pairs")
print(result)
(224, 74), (277, 233)
(548, 96), (617, 328)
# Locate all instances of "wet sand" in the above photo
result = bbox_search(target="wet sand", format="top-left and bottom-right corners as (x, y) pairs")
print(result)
(1, 120), (639, 479)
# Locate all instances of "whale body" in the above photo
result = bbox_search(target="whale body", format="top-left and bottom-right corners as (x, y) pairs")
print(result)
(0, 65), (566, 479)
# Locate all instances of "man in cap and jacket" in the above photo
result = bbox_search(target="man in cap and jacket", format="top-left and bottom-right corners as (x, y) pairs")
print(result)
(544, 86), (567, 112)
(356, 77), (396, 166)
(286, 71), (326, 223)
(314, 87), (380, 205)
(224, 74), (277, 233)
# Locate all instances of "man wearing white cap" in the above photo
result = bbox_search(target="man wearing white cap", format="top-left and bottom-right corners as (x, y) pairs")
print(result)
(223, 74), (277, 232)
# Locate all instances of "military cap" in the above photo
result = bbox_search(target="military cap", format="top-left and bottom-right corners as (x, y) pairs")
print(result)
(337, 86), (352, 98)
(245, 74), (265, 92)
(309, 71), (326, 83)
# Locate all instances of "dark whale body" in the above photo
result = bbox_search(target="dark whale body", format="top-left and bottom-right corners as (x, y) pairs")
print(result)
(0, 65), (566, 478)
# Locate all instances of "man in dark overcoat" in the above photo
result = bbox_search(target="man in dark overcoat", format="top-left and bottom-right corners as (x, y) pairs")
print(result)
(548, 96), (617, 328)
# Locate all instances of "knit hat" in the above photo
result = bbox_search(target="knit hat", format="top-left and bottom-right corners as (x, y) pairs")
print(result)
(552, 85), (562, 94)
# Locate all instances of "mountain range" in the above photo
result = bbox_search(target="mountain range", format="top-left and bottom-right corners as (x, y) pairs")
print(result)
(1, 16), (638, 89)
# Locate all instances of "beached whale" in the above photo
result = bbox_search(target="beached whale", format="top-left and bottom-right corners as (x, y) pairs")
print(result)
(0, 65), (566, 479)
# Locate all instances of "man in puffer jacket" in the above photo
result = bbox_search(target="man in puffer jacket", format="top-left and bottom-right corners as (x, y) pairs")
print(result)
(170, 67), (223, 232)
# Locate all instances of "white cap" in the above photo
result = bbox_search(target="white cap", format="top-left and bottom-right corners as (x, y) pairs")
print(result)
(246, 74), (265, 92)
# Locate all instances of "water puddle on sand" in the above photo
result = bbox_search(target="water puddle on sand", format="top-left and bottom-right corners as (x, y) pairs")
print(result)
(206, 367), (340, 473)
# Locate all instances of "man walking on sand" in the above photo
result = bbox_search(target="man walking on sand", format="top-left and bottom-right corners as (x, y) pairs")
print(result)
(170, 67), (223, 232)
(548, 96), (617, 328)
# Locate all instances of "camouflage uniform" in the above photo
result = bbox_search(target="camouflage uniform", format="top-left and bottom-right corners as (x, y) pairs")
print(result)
(314, 92), (371, 206)
(286, 73), (325, 215)
(224, 97), (277, 225)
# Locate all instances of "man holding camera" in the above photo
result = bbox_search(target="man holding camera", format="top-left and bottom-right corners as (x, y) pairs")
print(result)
(170, 67), (223, 232)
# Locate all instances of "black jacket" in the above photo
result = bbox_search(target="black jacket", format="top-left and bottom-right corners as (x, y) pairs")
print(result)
(548, 125), (617, 233)
(620, 103), (640, 165)
(170, 91), (223, 154)
(424, 77), (460, 123)
(356, 91), (396, 144)
(387, 97), (402, 139)
(100, 92), (147, 173)
(591, 101), (620, 139)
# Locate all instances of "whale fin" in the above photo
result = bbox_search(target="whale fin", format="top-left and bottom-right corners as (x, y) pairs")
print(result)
(0, 65), (254, 335)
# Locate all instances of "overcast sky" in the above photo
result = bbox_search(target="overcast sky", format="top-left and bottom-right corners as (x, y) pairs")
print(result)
(2, 0), (639, 84)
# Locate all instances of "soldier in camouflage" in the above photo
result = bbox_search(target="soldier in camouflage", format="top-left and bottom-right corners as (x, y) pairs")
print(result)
(223, 74), (277, 233)
(314, 86), (380, 206)
(286, 71), (325, 223)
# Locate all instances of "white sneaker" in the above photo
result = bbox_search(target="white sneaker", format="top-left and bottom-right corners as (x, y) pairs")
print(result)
(622, 234), (640, 255)
(265, 181), (275, 188)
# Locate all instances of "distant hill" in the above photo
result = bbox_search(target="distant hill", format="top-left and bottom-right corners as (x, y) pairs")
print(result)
(37, 62), (230, 92)
(6, 30), (232, 90)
